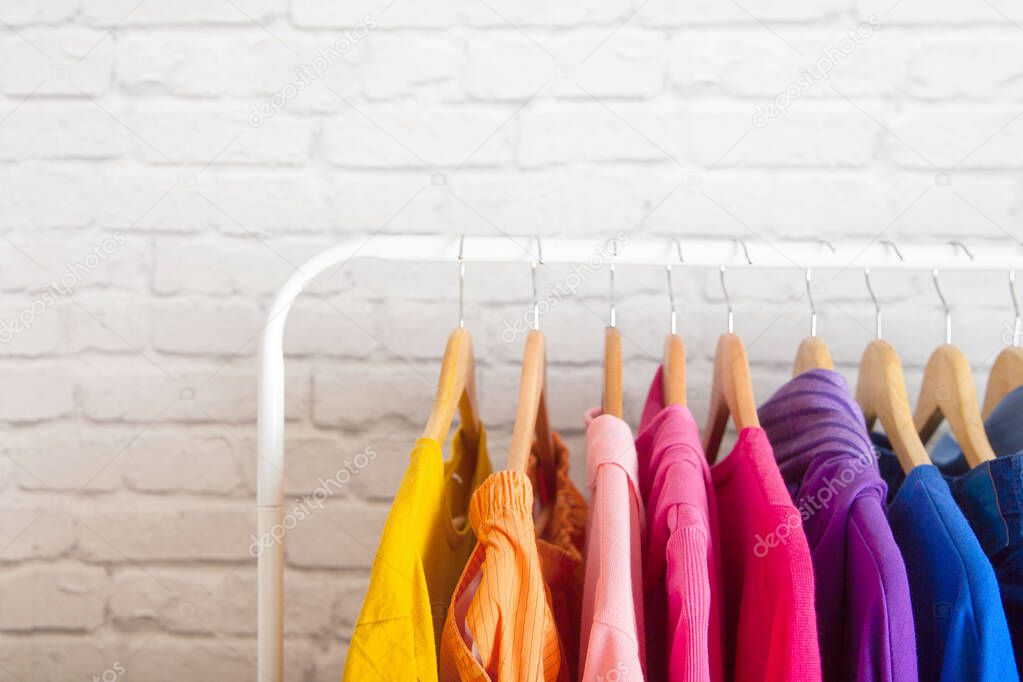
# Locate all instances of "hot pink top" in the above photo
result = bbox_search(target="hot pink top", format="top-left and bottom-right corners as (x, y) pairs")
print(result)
(637, 370), (724, 682)
(580, 409), (646, 681)
(712, 427), (822, 682)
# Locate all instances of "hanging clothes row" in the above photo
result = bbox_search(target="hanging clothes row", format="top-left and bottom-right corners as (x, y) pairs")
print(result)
(338, 238), (1022, 682)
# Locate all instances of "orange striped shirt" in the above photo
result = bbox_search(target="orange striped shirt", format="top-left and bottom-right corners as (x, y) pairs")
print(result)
(440, 435), (586, 681)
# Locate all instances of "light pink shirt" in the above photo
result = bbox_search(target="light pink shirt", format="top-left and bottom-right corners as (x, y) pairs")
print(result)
(580, 409), (646, 682)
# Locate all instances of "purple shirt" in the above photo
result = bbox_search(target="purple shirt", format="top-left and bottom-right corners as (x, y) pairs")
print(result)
(759, 369), (918, 682)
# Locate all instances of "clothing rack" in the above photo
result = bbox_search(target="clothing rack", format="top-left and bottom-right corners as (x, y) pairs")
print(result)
(255, 234), (1022, 682)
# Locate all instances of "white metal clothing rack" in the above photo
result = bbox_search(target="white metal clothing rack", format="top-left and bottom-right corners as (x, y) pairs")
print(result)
(256, 234), (1022, 681)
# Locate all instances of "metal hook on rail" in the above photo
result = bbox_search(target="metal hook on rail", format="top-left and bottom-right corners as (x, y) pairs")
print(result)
(666, 238), (684, 334)
(458, 235), (466, 328)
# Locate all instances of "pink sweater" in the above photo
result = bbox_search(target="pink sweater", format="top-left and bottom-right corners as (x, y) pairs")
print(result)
(637, 370), (724, 682)
(580, 409), (646, 681)
(712, 428), (821, 682)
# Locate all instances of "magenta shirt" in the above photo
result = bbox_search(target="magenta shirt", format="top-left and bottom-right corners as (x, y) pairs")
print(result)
(580, 408), (646, 681)
(637, 369), (725, 682)
(712, 428), (822, 682)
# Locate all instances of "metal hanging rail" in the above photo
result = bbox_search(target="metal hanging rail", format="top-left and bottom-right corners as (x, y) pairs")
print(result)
(255, 234), (1023, 682)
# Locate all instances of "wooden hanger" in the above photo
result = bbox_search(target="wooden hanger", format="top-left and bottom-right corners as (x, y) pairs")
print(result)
(913, 268), (995, 467)
(855, 269), (931, 473)
(857, 340), (931, 473)
(508, 242), (556, 499)
(508, 329), (556, 473)
(983, 270), (1023, 416)
(605, 327), (623, 417)
(793, 268), (833, 375)
(703, 260), (760, 463)
(663, 336), (686, 405)
(422, 327), (481, 447)
(663, 241), (686, 405)
(795, 337), (833, 375)
(985, 347), (1023, 417)
(915, 345), (995, 467)
(604, 247), (624, 418)
(422, 238), (481, 451)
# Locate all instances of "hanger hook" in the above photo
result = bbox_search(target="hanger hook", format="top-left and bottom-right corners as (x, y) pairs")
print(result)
(865, 239), (907, 340)
(879, 239), (905, 264)
(532, 236), (542, 331)
(949, 240), (975, 261)
(719, 239), (752, 334)
(805, 268), (818, 337)
(938, 241), (976, 345)
(1011, 270), (1022, 347)
(609, 240), (618, 328)
(932, 269), (952, 345)
(666, 239), (683, 335)
(720, 267), (734, 333)
(458, 234), (466, 329)
(865, 269), (882, 340)
(735, 238), (753, 265)
(804, 241), (834, 337)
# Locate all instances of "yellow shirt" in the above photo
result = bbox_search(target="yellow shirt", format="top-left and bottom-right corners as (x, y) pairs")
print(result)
(343, 427), (492, 681)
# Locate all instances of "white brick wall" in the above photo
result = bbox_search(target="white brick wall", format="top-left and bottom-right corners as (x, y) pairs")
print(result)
(2, 1), (1022, 679)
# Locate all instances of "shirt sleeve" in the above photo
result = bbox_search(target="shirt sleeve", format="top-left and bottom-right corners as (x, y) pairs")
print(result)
(665, 508), (713, 682)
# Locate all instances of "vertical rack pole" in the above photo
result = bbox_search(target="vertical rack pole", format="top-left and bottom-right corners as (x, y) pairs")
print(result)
(257, 241), (368, 682)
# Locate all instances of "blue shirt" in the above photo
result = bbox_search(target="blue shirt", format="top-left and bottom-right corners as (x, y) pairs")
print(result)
(923, 385), (1023, 669)
(873, 435), (1018, 681)
(952, 456), (1023, 670)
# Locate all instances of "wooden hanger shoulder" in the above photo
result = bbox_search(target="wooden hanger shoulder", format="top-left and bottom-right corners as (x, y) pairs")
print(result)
(508, 329), (554, 477)
(984, 345), (1023, 417)
(662, 333), (686, 406)
(855, 339), (931, 473)
(914, 343), (996, 467)
(793, 336), (833, 376)
(702, 332), (759, 462)
(422, 327), (481, 447)
(603, 326), (623, 419)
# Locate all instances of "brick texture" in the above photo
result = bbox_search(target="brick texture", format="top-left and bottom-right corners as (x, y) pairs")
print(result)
(1, 1), (1020, 679)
